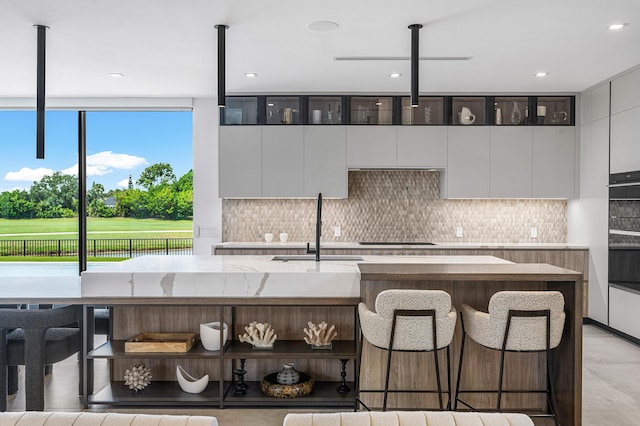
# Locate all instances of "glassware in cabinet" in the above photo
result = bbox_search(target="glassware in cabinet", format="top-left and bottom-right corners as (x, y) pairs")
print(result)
(349, 96), (393, 125)
(266, 96), (301, 125)
(308, 96), (343, 124)
(400, 97), (444, 125)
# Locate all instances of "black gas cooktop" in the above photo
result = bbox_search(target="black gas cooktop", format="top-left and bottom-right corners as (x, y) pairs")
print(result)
(358, 242), (435, 245)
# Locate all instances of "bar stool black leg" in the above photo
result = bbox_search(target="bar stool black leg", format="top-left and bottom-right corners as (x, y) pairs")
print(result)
(433, 346), (443, 410)
(383, 347), (393, 411)
(547, 349), (560, 426)
(454, 329), (467, 410)
(497, 346), (507, 411)
(446, 346), (452, 410)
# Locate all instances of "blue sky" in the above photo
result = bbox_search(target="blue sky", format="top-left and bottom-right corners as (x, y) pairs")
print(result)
(0, 111), (192, 193)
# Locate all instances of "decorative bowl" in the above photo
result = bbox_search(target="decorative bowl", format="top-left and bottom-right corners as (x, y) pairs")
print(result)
(176, 365), (209, 394)
(200, 321), (228, 351)
(260, 372), (314, 398)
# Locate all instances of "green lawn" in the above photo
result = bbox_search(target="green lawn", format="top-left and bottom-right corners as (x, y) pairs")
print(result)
(0, 218), (192, 239)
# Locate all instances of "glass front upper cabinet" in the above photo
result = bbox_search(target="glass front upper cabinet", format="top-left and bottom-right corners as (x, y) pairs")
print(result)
(400, 97), (445, 125)
(350, 97), (393, 125)
(308, 96), (343, 125)
(266, 96), (300, 125)
(535, 96), (573, 125)
(222, 97), (258, 125)
(492, 97), (529, 126)
(451, 97), (486, 126)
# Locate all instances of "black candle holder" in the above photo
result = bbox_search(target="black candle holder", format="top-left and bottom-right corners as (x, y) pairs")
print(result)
(336, 359), (351, 393)
(233, 358), (248, 396)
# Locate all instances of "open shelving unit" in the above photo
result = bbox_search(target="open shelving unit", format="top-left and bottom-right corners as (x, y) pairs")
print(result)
(84, 300), (359, 409)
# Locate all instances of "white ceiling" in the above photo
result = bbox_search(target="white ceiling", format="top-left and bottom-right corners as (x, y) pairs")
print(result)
(1, 0), (639, 98)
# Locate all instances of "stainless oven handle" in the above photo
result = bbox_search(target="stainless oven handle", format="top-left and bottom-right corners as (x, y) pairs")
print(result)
(610, 229), (640, 237)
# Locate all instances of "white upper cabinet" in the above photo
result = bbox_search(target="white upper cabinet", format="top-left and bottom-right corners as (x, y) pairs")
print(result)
(591, 83), (611, 122)
(610, 107), (640, 174)
(261, 126), (304, 197)
(532, 127), (576, 198)
(611, 67), (640, 115)
(346, 126), (397, 168)
(303, 126), (347, 198)
(396, 127), (447, 168)
(219, 126), (262, 197)
(447, 127), (491, 198)
(490, 127), (533, 198)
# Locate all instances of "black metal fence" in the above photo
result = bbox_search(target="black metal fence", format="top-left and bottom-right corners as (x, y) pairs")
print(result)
(0, 238), (193, 258)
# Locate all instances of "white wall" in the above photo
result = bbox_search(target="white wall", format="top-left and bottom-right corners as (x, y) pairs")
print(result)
(192, 98), (222, 254)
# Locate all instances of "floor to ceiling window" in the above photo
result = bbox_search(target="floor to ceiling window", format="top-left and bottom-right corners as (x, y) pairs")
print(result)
(0, 109), (193, 275)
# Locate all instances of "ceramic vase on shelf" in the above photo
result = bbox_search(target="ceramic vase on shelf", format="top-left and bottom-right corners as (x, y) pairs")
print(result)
(495, 107), (503, 125)
(276, 363), (300, 385)
(200, 322), (228, 351)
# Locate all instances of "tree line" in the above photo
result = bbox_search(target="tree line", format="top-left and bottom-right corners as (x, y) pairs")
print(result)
(0, 163), (193, 220)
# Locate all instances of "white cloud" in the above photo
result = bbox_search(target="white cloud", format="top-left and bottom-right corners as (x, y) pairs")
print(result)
(61, 151), (148, 177)
(89, 151), (148, 169)
(117, 178), (130, 188)
(4, 167), (54, 182)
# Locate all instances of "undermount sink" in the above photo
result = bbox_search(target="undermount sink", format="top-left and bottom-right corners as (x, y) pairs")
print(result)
(271, 255), (364, 262)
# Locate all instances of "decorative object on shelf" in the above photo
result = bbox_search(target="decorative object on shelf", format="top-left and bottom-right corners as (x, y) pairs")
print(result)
(536, 105), (547, 124)
(279, 232), (288, 243)
(276, 363), (301, 385)
(124, 332), (197, 353)
(176, 365), (209, 394)
(282, 108), (293, 124)
(312, 109), (322, 124)
(511, 101), (522, 125)
(200, 321), (228, 351)
(336, 359), (351, 393)
(303, 321), (337, 349)
(459, 106), (476, 125)
(238, 321), (277, 349)
(402, 106), (413, 125)
(123, 363), (152, 391)
(261, 372), (315, 398)
(551, 110), (568, 124)
(264, 233), (274, 243)
(233, 358), (248, 396)
(423, 106), (432, 124)
(495, 107), (502, 125)
(326, 104), (333, 124)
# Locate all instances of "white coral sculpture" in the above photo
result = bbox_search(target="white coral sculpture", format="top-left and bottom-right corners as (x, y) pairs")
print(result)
(303, 321), (337, 346)
(238, 321), (278, 348)
(124, 363), (152, 391)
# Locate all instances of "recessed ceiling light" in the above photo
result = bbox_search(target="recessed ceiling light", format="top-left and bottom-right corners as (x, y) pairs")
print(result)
(608, 23), (628, 30)
(389, 73), (401, 78)
(244, 72), (258, 78)
(306, 21), (340, 32)
(535, 72), (549, 77)
(109, 73), (124, 78)
(267, 103), (275, 107)
(375, 102), (383, 106)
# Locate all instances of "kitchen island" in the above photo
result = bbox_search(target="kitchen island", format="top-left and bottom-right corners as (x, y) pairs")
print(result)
(1, 255), (582, 424)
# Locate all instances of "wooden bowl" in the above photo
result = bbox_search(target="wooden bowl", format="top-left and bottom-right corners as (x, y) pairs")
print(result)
(260, 372), (314, 398)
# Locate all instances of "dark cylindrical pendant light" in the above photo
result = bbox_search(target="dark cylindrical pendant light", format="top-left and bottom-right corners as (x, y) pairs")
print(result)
(34, 24), (48, 159)
(408, 24), (423, 107)
(215, 25), (229, 108)
(78, 111), (87, 274)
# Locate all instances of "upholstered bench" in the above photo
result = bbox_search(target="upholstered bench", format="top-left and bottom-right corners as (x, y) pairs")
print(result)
(283, 411), (534, 426)
(0, 412), (218, 425)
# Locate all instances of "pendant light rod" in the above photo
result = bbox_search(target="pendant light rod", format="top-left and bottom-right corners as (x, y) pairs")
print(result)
(34, 24), (48, 159)
(78, 111), (87, 274)
(215, 24), (229, 108)
(408, 24), (423, 107)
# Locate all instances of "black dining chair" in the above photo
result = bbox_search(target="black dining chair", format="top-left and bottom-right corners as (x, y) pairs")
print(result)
(0, 304), (84, 411)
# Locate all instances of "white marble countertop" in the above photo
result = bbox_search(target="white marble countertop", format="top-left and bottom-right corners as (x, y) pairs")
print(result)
(214, 242), (589, 250)
(80, 254), (512, 299)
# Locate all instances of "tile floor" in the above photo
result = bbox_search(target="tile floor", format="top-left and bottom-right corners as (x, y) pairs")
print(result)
(6, 325), (640, 425)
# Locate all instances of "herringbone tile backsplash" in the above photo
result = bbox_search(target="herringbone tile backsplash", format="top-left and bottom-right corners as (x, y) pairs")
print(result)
(222, 170), (567, 243)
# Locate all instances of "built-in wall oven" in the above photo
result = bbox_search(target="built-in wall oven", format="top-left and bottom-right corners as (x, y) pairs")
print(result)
(609, 171), (640, 293)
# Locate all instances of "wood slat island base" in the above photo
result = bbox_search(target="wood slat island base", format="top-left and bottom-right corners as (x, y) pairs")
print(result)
(358, 263), (582, 426)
